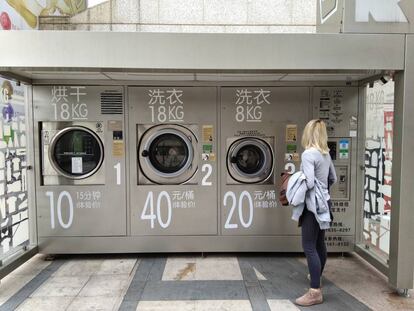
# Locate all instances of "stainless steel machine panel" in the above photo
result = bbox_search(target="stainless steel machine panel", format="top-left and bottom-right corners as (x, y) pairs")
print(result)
(129, 87), (218, 235)
(33, 86), (127, 237)
(312, 87), (358, 246)
(220, 87), (310, 236)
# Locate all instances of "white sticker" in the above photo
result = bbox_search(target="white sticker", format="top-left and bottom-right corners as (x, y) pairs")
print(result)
(71, 157), (83, 174)
(350, 130), (357, 137)
(339, 152), (349, 160)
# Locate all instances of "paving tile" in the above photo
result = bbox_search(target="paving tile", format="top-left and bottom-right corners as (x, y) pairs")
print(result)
(320, 256), (414, 311)
(136, 300), (195, 311)
(253, 267), (267, 280)
(16, 296), (75, 311)
(162, 257), (197, 280)
(163, 256), (243, 281)
(267, 299), (299, 311)
(136, 300), (252, 311)
(30, 276), (89, 297)
(0, 275), (36, 305)
(53, 259), (104, 277)
(141, 281), (248, 301)
(96, 258), (137, 275)
(11, 254), (51, 276)
(147, 258), (167, 281)
(0, 259), (65, 309)
(195, 256), (234, 280)
(78, 274), (130, 297)
(195, 300), (252, 311)
(67, 296), (121, 311)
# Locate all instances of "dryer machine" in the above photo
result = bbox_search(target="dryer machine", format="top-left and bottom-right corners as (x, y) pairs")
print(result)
(220, 87), (310, 238)
(33, 86), (127, 242)
(41, 121), (105, 185)
(129, 87), (218, 237)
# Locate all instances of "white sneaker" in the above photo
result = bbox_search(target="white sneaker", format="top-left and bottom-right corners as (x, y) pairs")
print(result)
(295, 288), (323, 306)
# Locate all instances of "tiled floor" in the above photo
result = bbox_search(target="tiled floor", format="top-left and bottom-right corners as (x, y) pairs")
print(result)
(0, 253), (413, 311)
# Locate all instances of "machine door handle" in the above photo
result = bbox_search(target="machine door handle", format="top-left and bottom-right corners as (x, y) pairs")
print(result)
(142, 150), (149, 157)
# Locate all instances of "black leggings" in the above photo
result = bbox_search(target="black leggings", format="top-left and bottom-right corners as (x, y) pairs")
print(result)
(301, 208), (327, 289)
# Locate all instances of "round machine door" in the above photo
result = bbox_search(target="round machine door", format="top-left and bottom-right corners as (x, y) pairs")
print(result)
(49, 126), (104, 179)
(227, 138), (273, 184)
(138, 125), (198, 184)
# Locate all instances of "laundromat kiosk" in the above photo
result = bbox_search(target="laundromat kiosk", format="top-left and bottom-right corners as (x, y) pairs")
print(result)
(2, 31), (414, 291)
(31, 83), (357, 253)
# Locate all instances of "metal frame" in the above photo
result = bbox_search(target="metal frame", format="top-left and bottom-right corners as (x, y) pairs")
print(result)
(0, 246), (38, 280)
(0, 83), (38, 280)
(0, 31), (411, 290)
(0, 32), (405, 72)
(389, 35), (414, 290)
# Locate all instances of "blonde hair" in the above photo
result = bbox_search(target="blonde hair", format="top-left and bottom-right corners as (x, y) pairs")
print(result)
(301, 119), (329, 154)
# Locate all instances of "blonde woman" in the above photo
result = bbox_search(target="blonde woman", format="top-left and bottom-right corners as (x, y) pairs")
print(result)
(295, 119), (337, 307)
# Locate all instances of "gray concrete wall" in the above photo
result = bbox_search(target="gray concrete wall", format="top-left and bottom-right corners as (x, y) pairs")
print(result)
(39, 0), (316, 33)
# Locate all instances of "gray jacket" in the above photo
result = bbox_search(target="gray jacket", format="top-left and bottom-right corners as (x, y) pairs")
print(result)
(288, 171), (332, 230)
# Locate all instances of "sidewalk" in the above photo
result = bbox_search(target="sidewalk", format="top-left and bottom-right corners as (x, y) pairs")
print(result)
(0, 253), (412, 311)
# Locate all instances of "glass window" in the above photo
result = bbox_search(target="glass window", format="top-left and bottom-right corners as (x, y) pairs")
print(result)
(0, 78), (30, 261)
(148, 133), (189, 174)
(53, 129), (103, 177)
(362, 80), (394, 262)
(235, 145), (265, 174)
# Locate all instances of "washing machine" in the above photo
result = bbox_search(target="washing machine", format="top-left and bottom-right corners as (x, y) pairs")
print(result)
(129, 87), (218, 237)
(137, 124), (198, 185)
(33, 85), (127, 241)
(41, 121), (105, 185)
(226, 136), (274, 185)
(220, 87), (310, 236)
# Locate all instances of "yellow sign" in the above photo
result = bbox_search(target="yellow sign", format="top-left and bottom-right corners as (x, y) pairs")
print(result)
(202, 125), (214, 143)
(113, 141), (124, 157)
(286, 124), (298, 142)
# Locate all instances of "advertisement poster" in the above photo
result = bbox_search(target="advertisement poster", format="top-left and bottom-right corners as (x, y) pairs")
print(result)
(0, 0), (87, 30)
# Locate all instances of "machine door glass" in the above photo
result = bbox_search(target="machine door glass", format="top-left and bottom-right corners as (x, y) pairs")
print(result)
(228, 138), (273, 184)
(50, 127), (104, 179)
(147, 133), (189, 174)
(234, 144), (265, 174)
(138, 125), (198, 185)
